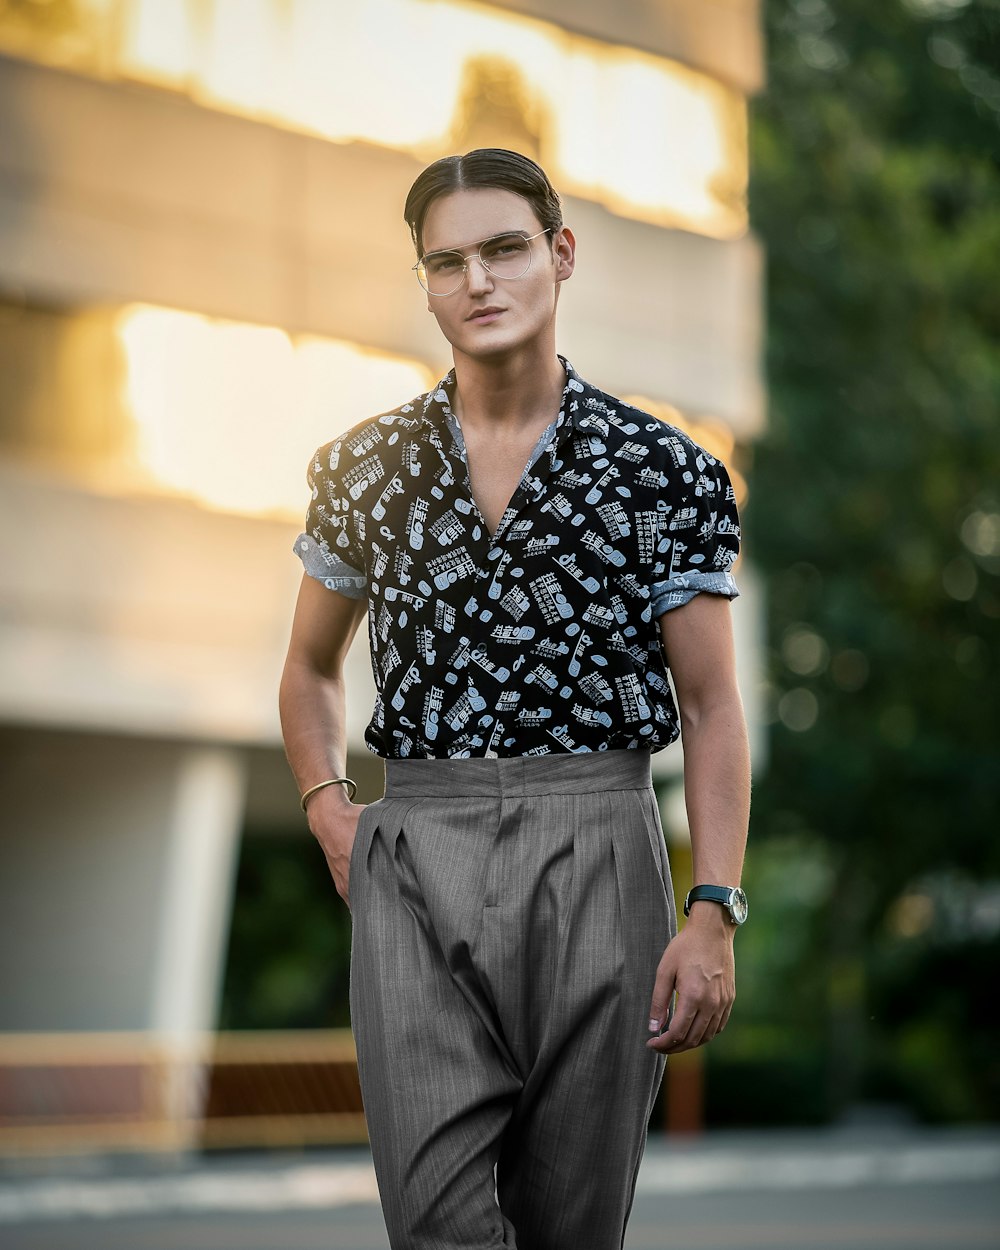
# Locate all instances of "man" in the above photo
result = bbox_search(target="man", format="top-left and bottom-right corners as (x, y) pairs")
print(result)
(279, 148), (751, 1249)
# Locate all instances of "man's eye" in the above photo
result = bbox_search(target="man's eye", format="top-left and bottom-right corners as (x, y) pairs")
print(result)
(484, 239), (524, 259)
(428, 254), (463, 273)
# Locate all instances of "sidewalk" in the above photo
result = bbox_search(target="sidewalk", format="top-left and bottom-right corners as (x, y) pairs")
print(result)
(2, 1123), (998, 1225)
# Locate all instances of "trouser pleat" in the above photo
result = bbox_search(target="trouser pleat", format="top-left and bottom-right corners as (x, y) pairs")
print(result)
(348, 750), (675, 1250)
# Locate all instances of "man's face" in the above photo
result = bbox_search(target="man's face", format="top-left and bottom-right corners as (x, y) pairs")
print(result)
(417, 187), (573, 361)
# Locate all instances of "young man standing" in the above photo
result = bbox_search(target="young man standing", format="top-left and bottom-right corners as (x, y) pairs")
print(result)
(279, 148), (750, 1249)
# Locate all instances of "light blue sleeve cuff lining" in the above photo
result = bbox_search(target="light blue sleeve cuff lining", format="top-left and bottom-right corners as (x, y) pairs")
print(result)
(293, 533), (367, 600)
(651, 570), (739, 617)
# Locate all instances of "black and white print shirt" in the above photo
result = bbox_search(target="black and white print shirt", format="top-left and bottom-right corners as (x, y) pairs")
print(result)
(294, 355), (741, 759)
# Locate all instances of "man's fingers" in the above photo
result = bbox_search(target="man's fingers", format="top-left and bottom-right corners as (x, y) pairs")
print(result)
(648, 997), (697, 1052)
(648, 999), (732, 1053)
(688, 1008), (724, 1050)
(645, 930), (737, 1052)
(681, 1018), (709, 1051)
(649, 1010), (706, 1053)
(648, 962), (677, 1034)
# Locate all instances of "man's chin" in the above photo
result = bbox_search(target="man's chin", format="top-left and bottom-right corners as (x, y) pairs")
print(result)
(453, 331), (523, 362)
(463, 322), (557, 359)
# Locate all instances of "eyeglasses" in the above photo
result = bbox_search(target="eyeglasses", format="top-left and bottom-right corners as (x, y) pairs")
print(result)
(413, 228), (553, 297)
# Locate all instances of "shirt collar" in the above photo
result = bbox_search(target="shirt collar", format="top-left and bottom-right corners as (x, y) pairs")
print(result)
(418, 353), (597, 437)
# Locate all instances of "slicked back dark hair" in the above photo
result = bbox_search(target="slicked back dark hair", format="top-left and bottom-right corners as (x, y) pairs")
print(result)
(403, 148), (563, 259)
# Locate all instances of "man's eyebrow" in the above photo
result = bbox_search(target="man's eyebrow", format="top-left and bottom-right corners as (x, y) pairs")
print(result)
(422, 229), (529, 259)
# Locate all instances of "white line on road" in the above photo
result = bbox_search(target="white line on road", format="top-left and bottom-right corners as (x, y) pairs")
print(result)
(0, 1142), (997, 1224)
(636, 1143), (1000, 1194)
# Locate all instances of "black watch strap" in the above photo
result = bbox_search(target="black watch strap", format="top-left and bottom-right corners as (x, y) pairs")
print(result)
(684, 884), (749, 924)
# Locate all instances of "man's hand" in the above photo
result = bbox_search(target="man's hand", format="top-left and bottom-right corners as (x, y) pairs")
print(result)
(645, 906), (736, 1053)
(306, 789), (366, 910)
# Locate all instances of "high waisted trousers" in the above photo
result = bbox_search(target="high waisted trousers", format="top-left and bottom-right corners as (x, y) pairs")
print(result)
(348, 747), (677, 1250)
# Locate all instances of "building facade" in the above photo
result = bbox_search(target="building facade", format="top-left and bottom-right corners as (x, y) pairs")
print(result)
(0, 0), (764, 1149)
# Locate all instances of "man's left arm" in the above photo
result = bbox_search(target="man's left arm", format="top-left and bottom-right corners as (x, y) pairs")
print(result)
(646, 591), (751, 1054)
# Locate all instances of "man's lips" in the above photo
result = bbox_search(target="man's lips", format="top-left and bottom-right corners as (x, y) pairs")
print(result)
(466, 307), (505, 322)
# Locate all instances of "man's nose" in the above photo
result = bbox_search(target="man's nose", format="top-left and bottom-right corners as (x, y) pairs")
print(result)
(464, 254), (494, 294)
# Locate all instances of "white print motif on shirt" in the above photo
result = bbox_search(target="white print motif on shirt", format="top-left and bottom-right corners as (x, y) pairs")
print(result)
(294, 355), (740, 760)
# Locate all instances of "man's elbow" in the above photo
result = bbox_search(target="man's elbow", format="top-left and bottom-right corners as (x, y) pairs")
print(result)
(281, 651), (346, 697)
(677, 681), (746, 738)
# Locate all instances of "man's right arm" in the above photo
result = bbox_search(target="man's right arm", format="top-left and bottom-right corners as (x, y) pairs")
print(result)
(278, 573), (368, 907)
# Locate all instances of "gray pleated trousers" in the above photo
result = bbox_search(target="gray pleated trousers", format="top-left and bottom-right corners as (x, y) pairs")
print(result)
(348, 747), (677, 1250)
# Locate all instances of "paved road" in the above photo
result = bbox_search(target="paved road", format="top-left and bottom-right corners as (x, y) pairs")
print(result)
(2, 1126), (998, 1250)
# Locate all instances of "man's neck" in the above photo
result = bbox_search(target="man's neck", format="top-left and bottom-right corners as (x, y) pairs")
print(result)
(450, 343), (567, 438)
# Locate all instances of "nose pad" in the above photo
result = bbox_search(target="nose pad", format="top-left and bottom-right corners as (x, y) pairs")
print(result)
(465, 255), (495, 295)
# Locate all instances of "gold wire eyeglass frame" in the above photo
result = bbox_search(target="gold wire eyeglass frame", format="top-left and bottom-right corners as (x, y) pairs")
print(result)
(412, 228), (553, 296)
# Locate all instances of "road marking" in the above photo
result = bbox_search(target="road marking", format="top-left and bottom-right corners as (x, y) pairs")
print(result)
(635, 1143), (1000, 1194)
(0, 1165), (379, 1224)
(0, 1141), (997, 1224)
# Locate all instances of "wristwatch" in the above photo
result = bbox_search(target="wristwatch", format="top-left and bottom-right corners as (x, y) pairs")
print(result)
(683, 884), (749, 926)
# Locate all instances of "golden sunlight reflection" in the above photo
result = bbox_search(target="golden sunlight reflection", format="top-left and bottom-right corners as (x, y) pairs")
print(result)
(119, 0), (195, 86)
(116, 305), (433, 518)
(624, 393), (748, 508)
(109, 0), (746, 239)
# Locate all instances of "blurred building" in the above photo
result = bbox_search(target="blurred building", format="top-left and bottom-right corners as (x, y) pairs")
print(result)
(0, 0), (764, 1150)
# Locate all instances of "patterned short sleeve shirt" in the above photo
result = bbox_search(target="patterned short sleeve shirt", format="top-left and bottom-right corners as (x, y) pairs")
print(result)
(294, 355), (740, 759)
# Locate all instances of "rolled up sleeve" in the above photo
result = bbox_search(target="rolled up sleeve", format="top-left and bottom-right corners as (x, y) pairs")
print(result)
(293, 438), (368, 599)
(650, 443), (741, 618)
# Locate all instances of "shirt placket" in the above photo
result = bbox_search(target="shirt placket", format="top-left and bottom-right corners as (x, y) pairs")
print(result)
(472, 412), (576, 545)
(418, 393), (577, 753)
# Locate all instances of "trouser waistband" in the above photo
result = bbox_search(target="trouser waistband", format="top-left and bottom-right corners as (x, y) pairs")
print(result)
(380, 747), (652, 799)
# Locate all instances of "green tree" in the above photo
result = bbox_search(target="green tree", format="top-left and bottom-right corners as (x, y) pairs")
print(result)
(743, 0), (1000, 1120)
(220, 835), (353, 1031)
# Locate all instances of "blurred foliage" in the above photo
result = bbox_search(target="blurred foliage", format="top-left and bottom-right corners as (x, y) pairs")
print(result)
(703, 832), (836, 1124)
(742, 0), (1000, 1121)
(219, 834), (353, 1031)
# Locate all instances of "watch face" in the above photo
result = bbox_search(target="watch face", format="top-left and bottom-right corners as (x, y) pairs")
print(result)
(730, 887), (749, 925)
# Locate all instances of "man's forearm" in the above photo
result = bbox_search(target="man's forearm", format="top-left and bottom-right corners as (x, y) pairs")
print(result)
(278, 660), (353, 797)
(646, 685), (749, 1050)
(279, 654), (361, 904)
(680, 693), (751, 889)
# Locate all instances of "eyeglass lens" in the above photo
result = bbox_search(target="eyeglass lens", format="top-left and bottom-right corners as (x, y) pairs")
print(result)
(417, 233), (536, 296)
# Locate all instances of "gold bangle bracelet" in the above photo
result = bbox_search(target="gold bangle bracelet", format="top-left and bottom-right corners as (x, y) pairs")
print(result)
(299, 776), (358, 812)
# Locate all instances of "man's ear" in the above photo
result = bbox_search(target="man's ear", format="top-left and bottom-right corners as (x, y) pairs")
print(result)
(553, 225), (577, 283)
